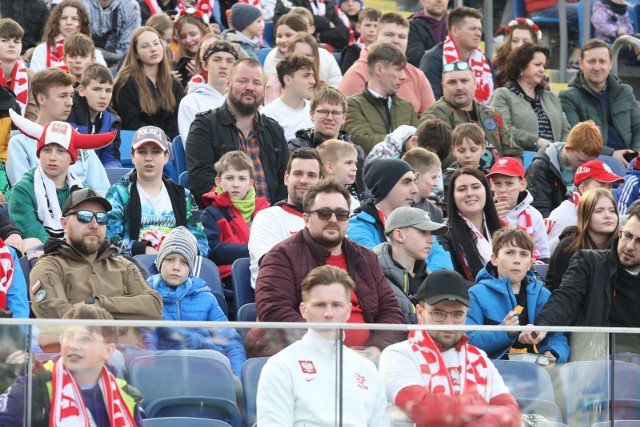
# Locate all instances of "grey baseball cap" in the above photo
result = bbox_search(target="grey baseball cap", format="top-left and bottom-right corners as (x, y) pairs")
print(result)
(384, 207), (448, 236)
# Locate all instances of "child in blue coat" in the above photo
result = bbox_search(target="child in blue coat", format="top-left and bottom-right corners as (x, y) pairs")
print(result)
(466, 227), (569, 363)
(145, 226), (246, 377)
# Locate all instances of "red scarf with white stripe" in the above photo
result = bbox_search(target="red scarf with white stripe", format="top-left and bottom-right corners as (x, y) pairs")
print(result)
(408, 330), (489, 396)
(50, 358), (136, 427)
(336, 7), (355, 45)
(46, 34), (68, 71)
(0, 239), (14, 311)
(144, 0), (163, 14)
(0, 60), (29, 115)
(516, 208), (540, 260)
(442, 35), (493, 105)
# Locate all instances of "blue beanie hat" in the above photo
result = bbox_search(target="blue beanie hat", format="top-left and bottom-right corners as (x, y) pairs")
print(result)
(231, 3), (262, 32)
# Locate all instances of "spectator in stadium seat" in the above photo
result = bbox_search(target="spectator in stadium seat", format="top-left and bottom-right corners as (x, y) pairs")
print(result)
(489, 43), (570, 152)
(222, 2), (263, 60)
(406, 0), (449, 67)
(62, 33), (97, 87)
(0, 228), (29, 319)
(546, 188), (619, 292)
(113, 26), (184, 140)
(174, 10), (212, 86)
(255, 179), (404, 354)
(139, 0), (179, 24)
(256, 265), (391, 426)
(379, 269), (521, 427)
(492, 18), (542, 88)
(402, 148), (444, 223)
(81, 0), (141, 66)
(248, 147), (321, 288)
(186, 58), (288, 206)
(617, 153), (640, 216)
(419, 7), (495, 104)
(339, 7), (381, 74)
(547, 159), (624, 252)
(343, 42), (420, 154)
(559, 39), (640, 166)
(340, 12), (435, 116)
(317, 140), (361, 212)
(262, 14), (309, 79)
(525, 120), (603, 217)
(0, 0), (49, 60)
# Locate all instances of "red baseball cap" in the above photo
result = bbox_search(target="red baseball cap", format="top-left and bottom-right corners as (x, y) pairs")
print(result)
(486, 157), (525, 180)
(574, 160), (624, 186)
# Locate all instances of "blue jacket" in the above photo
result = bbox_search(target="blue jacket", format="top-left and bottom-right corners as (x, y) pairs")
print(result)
(466, 263), (569, 363)
(347, 200), (453, 272)
(616, 158), (640, 216)
(145, 274), (246, 376)
(6, 247), (28, 319)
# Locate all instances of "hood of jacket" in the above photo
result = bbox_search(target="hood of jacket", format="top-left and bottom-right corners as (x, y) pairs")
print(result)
(541, 142), (565, 175)
(148, 274), (211, 303)
(222, 29), (260, 47)
(188, 83), (224, 98)
(475, 262), (541, 304)
(503, 190), (534, 221)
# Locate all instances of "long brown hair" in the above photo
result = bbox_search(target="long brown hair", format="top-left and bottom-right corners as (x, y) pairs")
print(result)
(114, 27), (177, 115)
(176, 14), (211, 58)
(493, 23), (539, 85)
(42, 0), (91, 46)
(567, 188), (619, 253)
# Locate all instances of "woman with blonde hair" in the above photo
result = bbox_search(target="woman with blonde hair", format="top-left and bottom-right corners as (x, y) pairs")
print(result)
(113, 26), (184, 139)
(546, 188), (619, 291)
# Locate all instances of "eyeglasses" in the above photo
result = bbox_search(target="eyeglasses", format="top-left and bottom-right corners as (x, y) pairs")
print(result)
(315, 109), (345, 118)
(427, 309), (467, 323)
(138, 39), (162, 50)
(60, 331), (104, 346)
(620, 230), (640, 249)
(443, 61), (471, 73)
(65, 210), (109, 225)
(307, 209), (350, 221)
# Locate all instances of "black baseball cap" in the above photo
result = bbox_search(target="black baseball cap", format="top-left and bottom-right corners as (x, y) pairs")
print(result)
(62, 188), (112, 216)
(416, 270), (470, 306)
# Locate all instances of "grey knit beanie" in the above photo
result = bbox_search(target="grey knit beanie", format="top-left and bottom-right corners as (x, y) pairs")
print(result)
(230, 2), (262, 32)
(364, 158), (413, 202)
(156, 226), (198, 275)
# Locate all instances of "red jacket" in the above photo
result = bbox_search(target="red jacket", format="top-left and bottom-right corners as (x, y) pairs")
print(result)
(201, 189), (270, 278)
(254, 228), (405, 349)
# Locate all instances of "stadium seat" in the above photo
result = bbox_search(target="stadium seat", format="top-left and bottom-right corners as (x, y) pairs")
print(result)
(523, 150), (536, 172)
(532, 264), (548, 281)
(592, 422), (640, 427)
(598, 155), (627, 180)
(258, 48), (272, 66)
(172, 135), (187, 177)
(263, 22), (274, 47)
(128, 354), (240, 426)
(241, 357), (269, 427)
(231, 258), (254, 316)
(120, 130), (135, 168)
(144, 418), (232, 427)
(179, 171), (189, 188)
(237, 303), (256, 323)
(577, 0), (596, 47)
(105, 167), (132, 185)
(163, 141), (180, 182)
(134, 254), (228, 316)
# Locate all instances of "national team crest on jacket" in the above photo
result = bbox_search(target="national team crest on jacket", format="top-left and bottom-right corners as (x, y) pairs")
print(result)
(355, 373), (368, 390)
(299, 360), (317, 374)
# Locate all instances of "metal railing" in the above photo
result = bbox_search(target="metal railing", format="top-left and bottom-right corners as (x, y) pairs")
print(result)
(612, 34), (640, 76)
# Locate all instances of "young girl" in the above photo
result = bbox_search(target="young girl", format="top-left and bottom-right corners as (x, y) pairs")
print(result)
(262, 14), (308, 77)
(290, 33), (341, 88)
(29, 0), (106, 72)
(438, 167), (504, 282)
(146, 12), (178, 62)
(113, 27), (184, 139)
(175, 11), (211, 85)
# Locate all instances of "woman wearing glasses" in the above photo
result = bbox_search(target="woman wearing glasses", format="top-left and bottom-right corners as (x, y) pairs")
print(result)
(113, 27), (184, 140)
(546, 188), (619, 291)
(489, 43), (570, 152)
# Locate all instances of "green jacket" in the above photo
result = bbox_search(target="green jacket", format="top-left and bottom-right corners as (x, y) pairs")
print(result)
(489, 86), (570, 151)
(343, 88), (420, 154)
(8, 168), (80, 242)
(422, 98), (523, 163)
(559, 72), (640, 155)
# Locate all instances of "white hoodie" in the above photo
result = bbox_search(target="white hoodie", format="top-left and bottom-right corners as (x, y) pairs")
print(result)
(178, 84), (225, 146)
(502, 190), (551, 259)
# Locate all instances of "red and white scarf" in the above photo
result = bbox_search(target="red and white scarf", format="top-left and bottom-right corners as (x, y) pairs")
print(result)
(442, 35), (493, 105)
(459, 213), (493, 265)
(0, 239), (14, 311)
(408, 330), (489, 396)
(516, 208), (540, 260)
(145, 0), (163, 14)
(336, 7), (355, 45)
(0, 60), (29, 115)
(50, 358), (136, 427)
(46, 34), (68, 71)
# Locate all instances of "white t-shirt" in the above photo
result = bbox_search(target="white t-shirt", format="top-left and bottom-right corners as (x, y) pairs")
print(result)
(261, 98), (313, 140)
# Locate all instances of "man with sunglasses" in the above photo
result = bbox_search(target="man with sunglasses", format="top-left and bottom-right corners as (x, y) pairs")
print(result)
(29, 188), (163, 320)
(379, 269), (521, 426)
(254, 179), (404, 357)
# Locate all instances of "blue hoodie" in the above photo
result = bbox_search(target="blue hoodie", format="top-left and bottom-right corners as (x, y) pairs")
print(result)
(466, 262), (569, 363)
(145, 274), (246, 377)
(616, 158), (640, 216)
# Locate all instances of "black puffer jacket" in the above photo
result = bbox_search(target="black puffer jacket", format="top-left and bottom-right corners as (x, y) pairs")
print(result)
(407, 15), (439, 67)
(524, 143), (568, 218)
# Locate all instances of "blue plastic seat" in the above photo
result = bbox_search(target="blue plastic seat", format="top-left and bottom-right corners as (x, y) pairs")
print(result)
(179, 171), (189, 188)
(237, 303), (256, 323)
(144, 418), (231, 427)
(258, 48), (272, 66)
(120, 130), (135, 168)
(241, 357), (269, 427)
(172, 135), (187, 177)
(523, 150), (536, 172)
(231, 258), (254, 316)
(263, 22), (274, 47)
(105, 167), (132, 185)
(532, 264), (549, 281)
(598, 155), (627, 180)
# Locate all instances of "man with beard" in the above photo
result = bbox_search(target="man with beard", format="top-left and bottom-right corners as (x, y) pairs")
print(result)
(186, 58), (289, 207)
(29, 188), (163, 320)
(255, 179), (405, 358)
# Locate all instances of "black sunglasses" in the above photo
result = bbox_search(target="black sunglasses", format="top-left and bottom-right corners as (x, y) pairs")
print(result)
(65, 210), (109, 225)
(443, 61), (471, 73)
(307, 209), (350, 221)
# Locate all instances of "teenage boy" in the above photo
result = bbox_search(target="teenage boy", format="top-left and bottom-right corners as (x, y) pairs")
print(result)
(526, 120), (603, 217)
(178, 40), (238, 143)
(223, 2), (263, 59)
(547, 159), (624, 251)
(402, 147), (443, 223)
(67, 63), (122, 168)
(8, 111), (116, 242)
(261, 53), (315, 140)
(487, 157), (550, 261)
(106, 126), (208, 256)
(317, 139), (360, 211)
(6, 68), (111, 195)
(0, 18), (35, 125)
(373, 206), (447, 323)
(466, 227), (569, 363)
(63, 32), (96, 85)
(340, 7), (382, 73)
(201, 151), (270, 285)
